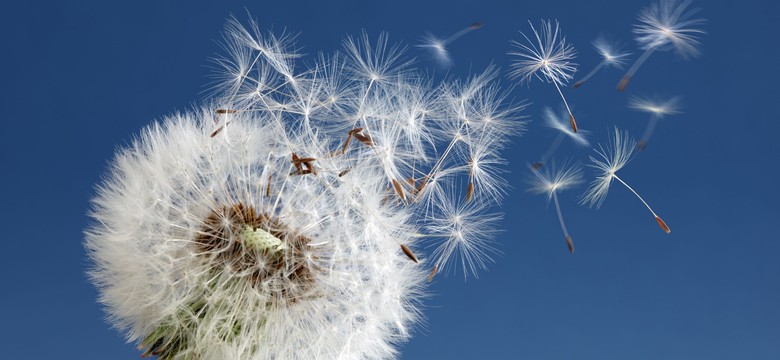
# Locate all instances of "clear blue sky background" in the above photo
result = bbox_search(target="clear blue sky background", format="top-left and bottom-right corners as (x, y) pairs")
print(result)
(1, 1), (778, 359)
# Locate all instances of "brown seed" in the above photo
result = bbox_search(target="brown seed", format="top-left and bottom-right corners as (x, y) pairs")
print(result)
(291, 153), (303, 172)
(210, 124), (228, 137)
(637, 140), (647, 151)
(304, 162), (318, 176)
(338, 169), (351, 177)
(565, 235), (575, 254)
(573, 80), (584, 88)
(341, 134), (353, 154)
(290, 169), (313, 176)
(266, 175), (272, 197)
(391, 178), (407, 204)
(531, 162), (544, 170)
(427, 264), (439, 282)
(400, 244), (418, 263)
(416, 175), (430, 193)
(465, 182), (474, 203)
(293, 157), (317, 163)
(216, 109), (238, 114)
(655, 215), (671, 234)
(353, 132), (373, 146)
(569, 114), (578, 133)
(407, 177), (417, 195)
(617, 75), (631, 92)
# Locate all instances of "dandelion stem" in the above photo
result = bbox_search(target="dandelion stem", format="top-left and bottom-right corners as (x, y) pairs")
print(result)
(552, 80), (577, 132)
(612, 174), (655, 216)
(612, 174), (670, 233)
(573, 60), (605, 88)
(443, 23), (481, 45)
(618, 46), (656, 92)
(552, 191), (574, 253)
(639, 115), (659, 150)
(539, 133), (566, 166)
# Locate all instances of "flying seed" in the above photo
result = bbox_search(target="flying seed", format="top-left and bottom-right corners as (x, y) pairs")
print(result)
(400, 244), (419, 263)
(427, 264), (439, 282)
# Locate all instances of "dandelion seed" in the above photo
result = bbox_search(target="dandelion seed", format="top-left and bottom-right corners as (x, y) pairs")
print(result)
(617, 0), (705, 91)
(528, 161), (583, 253)
(580, 128), (671, 234)
(427, 264), (439, 282)
(573, 35), (631, 88)
(417, 22), (482, 67)
(509, 19), (579, 132)
(534, 106), (590, 168)
(628, 95), (682, 150)
(400, 244), (419, 263)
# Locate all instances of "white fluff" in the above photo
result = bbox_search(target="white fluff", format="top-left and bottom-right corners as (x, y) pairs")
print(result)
(86, 16), (523, 360)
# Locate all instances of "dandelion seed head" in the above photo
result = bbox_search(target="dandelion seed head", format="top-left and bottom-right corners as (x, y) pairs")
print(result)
(634, 0), (706, 58)
(527, 161), (583, 201)
(592, 36), (631, 68)
(416, 33), (452, 67)
(87, 17), (521, 359)
(508, 19), (577, 85)
(628, 95), (683, 117)
(542, 106), (589, 147)
(580, 128), (636, 208)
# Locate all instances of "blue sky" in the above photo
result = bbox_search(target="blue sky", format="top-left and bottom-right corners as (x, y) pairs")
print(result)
(1, 1), (778, 359)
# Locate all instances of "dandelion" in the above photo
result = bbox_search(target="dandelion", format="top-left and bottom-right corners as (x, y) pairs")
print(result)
(528, 161), (583, 253)
(580, 128), (671, 234)
(416, 22), (483, 68)
(86, 17), (521, 359)
(573, 35), (631, 88)
(617, 0), (705, 91)
(627, 95), (682, 150)
(533, 105), (589, 169)
(509, 19), (579, 132)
